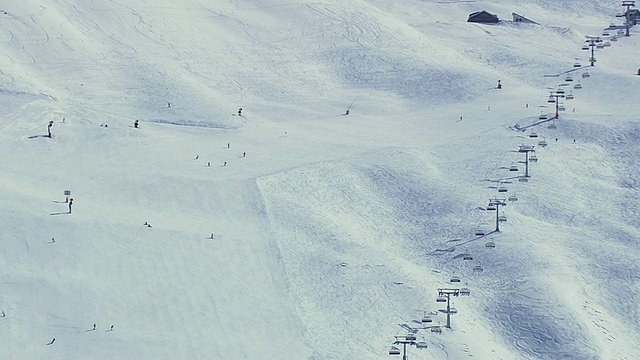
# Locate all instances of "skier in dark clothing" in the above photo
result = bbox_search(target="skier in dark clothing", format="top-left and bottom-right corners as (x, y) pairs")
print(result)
(134, 120), (139, 128)
(68, 198), (73, 213)
(47, 121), (53, 138)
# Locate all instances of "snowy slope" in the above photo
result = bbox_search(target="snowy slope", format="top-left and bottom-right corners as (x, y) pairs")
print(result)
(1, 0), (640, 359)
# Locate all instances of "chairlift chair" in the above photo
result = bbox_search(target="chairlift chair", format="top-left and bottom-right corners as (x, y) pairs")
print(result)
(436, 296), (447, 303)
(596, 43), (604, 49)
(565, 75), (573, 82)
(405, 334), (416, 341)
(486, 204), (496, 211)
(529, 154), (538, 163)
(450, 276), (461, 283)
(485, 241), (496, 248)
(421, 314), (433, 323)
(538, 139), (548, 147)
(573, 61), (581, 68)
(473, 265), (484, 272)
(459, 288), (471, 296)
(475, 228), (485, 236)
(539, 113), (548, 120)
(529, 131), (539, 138)
(547, 95), (556, 103)
(463, 254), (473, 261)
(498, 214), (507, 222)
(431, 326), (443, 334)
(555, 89), (565, 94)
(566, 92), (574, 100)
(518, 176), (529, 182)
(508, 194), (518, 201)
(389, 346), (401, 356)
(448, 308), (458, 314)
(498, 185), (508, 193)
(581, 44), (589, 50)
(415, 340), (428, 349)
(574, 82), (583, 89)
(509, 163), (518, 171)
(558, 103), (566, 111)
(582, 70), (590, 78)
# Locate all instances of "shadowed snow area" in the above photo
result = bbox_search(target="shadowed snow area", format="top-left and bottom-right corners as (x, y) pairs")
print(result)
(1, 0), (640, 359)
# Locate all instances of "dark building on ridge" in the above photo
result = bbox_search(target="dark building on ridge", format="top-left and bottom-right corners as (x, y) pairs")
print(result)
(467, 10), (500, 24)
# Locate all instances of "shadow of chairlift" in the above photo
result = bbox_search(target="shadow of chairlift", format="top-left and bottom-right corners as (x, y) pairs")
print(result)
(538, 138), (548, 147)
(529, 152), (538, 163)
(485, 240), (496, 249)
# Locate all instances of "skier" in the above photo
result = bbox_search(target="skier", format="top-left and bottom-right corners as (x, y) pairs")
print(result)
(47, 121), (53, 138)
(47, 338), (56, 345)
(168, 102), (171, 108)
(93, 324), (96, 330)
(227, 143), (230, 148)
(134, 120), (139, 128)
(345, 109), (350, 115)
(68, 198), (73, 213)
(223, 161), (227, 167)
(242, 152), (246, 157)
(110, 325), (114, 331)
(238, 108), (242, 116)
(497, 80), (502, 89)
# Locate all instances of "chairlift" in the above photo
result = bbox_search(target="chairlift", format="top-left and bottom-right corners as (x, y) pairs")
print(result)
(547, 95), (556, 103)
(574, 82), (583, 90)
(405, 333), (416, 341)
(604, 41), (611, 47)
(518, 176), (529, 182)
(509, 163), (518, 171)
(486, 204), (496, 211)
(573, 61), (581, 68)
(473, 265), (484, 272)
(603, 31), (610, 36)
(508, 193), (518, 201)
(430, 326), (442, 334)
(538, 139), (548, 147)
(581, 44), (589, 50)
(450, 276), (461, 283)
(529, 131), (538, 138)
(436, 296), (447, 303)
(529, 154), (538, 163)
(475, 228), (485, 236)
(389, 346), (401, 356)
(582, 70), (590, 78)
(421, 314), (433, 323)
(565, 75), (573, 82)
(463, 254), (473, 261)
(596, 43), (604, 49)
(498, 185), (508, 193)
(448, 308), (458, 314)
(565, 92), (574, 100)
(558, 104), (566, 111)
(498, 214), (507, 222)
(539, 113), (548, 120)
(555, 89), (565, 95)
(415, 340), (428, 349)
(459, 287), (471, 296)
(485, 241), (496, 248)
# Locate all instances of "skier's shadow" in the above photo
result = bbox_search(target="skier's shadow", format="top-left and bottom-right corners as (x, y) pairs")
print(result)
(28, 134), (49, 139)
(50, 212), (70, 216)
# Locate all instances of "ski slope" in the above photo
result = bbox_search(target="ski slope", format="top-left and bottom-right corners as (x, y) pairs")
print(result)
(1, 0), (640, 359)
